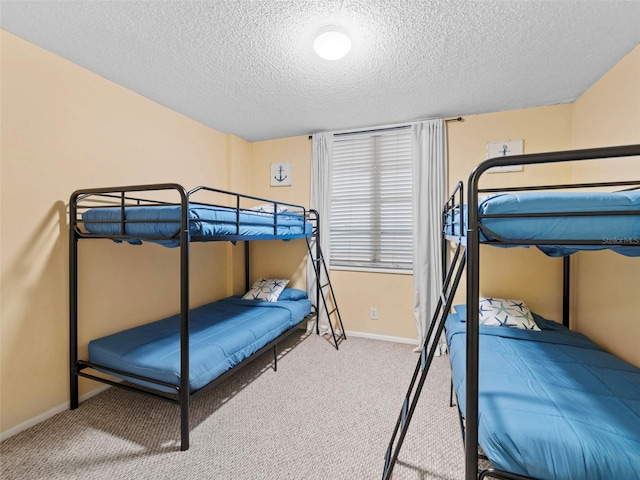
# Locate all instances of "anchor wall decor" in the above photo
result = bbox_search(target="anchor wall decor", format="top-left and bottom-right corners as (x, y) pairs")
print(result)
(486, 139), (524, 174)
(270, 162), (292, 186)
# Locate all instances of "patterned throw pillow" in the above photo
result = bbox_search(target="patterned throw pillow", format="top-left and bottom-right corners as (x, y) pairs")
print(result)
(242, 278), (290, 302)
(250, 204), (289, 215)
(478, 297), (541, 330)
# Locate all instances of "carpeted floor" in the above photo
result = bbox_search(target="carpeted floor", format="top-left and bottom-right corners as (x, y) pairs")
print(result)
(1, 333), (464, 479)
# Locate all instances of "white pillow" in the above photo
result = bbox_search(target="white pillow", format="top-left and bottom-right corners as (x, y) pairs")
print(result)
(478, 297), (541, 330)
(250, 204), (288, 214)
(242, 278), (290, 302)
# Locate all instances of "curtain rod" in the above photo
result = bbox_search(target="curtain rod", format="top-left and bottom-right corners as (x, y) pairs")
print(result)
(334, 124), (409, 137)
(308, 125), (407, 140)
(308, 116), (464, 139)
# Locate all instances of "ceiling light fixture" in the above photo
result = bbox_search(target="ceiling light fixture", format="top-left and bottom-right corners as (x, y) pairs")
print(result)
(313, 28), (352, 60)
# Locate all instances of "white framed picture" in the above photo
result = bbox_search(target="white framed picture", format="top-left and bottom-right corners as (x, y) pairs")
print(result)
(486, 139), (524, 173)
(270, 162), (292, 187)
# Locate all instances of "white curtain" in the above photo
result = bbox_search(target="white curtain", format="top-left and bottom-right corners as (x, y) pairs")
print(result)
(307, 132), (333, 335)
(412, 119), (448, 355)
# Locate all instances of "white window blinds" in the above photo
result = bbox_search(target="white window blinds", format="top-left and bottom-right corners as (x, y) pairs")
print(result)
(330, 127), (413, 270)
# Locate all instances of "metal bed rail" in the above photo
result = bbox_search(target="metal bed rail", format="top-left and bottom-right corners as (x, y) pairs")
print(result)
(442, 180), (465, 244)
(464, 144), (640, 480)
(69, 183), (321, 451)
(383, 144), (639, 480)
(69, 183), (193, 449)
(71, 183), (309, 243)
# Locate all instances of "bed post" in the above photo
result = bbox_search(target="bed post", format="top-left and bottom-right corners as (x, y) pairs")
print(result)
(69, 193), (79, 410)
(562, 256), (571, 328)
(465, 168), (481, 480)
(178, 187), (190, 451)
(441, 231), (447, 284)
(245, 242), (250, 292)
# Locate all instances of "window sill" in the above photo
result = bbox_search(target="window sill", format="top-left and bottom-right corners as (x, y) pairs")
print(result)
(329, 265), (413, 275)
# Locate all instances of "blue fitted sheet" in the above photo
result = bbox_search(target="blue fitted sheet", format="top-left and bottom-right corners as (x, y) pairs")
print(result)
(444, 191), (640, 256)
(82, 204), (312, 246)
(88, 296), (311, 393)
(446, 311), (640, 480)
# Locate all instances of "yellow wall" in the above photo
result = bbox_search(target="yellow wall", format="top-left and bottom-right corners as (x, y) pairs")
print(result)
(0, 31), (235, 434)
(447, 106), (574, 321)
(570, 45), (640, 367)
(330, 270), (415, 339)
(248, 136), (311, 291)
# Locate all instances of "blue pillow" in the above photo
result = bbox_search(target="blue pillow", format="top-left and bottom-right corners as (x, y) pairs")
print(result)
(453, 304), (467, 321)
(277, 288), (308, 301)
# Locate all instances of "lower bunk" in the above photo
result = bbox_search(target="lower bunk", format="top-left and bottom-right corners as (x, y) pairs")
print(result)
(75, 288), (312, 445)
(446, 303), (640, 480)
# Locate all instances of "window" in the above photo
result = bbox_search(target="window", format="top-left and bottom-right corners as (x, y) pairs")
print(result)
(330, 127), (412, 271)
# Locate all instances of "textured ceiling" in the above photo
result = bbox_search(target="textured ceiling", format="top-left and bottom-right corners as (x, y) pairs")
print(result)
(1, 1), (639, 142)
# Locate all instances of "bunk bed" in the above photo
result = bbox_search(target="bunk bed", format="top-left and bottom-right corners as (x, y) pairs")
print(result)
(69, 184), (345, 451)
(382, 144), (640, 480)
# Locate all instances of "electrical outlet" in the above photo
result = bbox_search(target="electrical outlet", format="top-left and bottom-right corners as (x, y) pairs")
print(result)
(370, 307), (378, 320)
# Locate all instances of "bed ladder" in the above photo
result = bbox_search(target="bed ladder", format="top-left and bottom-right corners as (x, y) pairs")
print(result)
(381, 242), (466, 480)
(306, 210), (346, 350)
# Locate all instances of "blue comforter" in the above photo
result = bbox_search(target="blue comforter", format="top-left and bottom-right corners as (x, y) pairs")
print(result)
(446, 312), (640, 479)
(89, 296), (311, 393)
(82, 204), (311, 246)
(445, 191), (640, 256)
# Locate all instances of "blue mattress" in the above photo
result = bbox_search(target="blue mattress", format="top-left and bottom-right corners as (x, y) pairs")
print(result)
(88, 296), (311, 393)
(82, 204), (312, 246)
(444, 191), (640, 256)
(446, 311), (640, 480)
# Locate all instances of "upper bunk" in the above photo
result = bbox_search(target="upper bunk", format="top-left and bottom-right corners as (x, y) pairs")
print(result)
(442, 144), (640, 257)
(70, 183), (313, 246)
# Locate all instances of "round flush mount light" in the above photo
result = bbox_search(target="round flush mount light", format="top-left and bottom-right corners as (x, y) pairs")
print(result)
(313, 29), (352, 60)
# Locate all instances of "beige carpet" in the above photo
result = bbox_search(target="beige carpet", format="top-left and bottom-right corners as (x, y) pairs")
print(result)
(1, 333), (464, 479)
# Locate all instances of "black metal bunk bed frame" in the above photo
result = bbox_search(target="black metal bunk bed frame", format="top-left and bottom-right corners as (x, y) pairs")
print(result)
(69, 183), (346, 451)
(382, 144), (640, 480)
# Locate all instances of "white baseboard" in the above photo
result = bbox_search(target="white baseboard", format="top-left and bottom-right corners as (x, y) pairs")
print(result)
(0, 384), (112, 442)
(344, 330), (419, 346)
